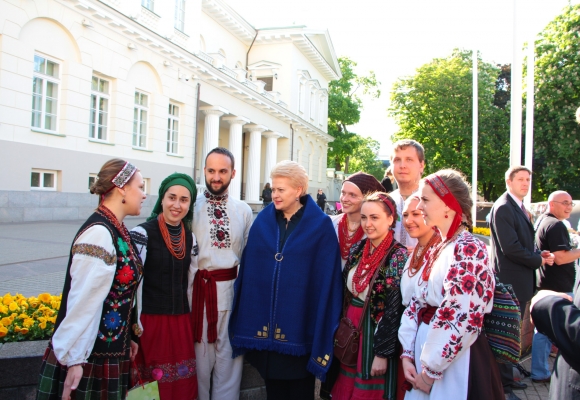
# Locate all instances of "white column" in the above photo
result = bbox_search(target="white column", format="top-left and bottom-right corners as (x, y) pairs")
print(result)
(200, 106), (228, 163)
(245, 124), (267, 202)
(263, 131), (281, 184)
(223, 116), (250, 200)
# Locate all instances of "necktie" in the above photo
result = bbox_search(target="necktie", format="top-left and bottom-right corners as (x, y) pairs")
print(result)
(521, 203), (530, 221)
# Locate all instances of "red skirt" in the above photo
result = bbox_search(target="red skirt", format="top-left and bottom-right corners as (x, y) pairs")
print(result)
(135, 313), (197, 400)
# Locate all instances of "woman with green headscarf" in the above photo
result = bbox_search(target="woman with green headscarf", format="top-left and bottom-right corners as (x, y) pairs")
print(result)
(130, 173), (199, 399)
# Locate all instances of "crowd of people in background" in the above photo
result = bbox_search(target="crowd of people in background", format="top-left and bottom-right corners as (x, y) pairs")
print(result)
(34, 139), (579, 400)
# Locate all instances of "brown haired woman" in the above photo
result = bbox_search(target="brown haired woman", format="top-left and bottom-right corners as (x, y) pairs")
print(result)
(399, 196), (441, 308)
(37, 159), (146, 400)
(398, 170), (502, 400)
(331, 192), (408, 400)
(130, 173), (198, 399)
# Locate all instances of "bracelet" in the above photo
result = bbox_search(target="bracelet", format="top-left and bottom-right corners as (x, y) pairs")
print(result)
(421, 374), (434, 386)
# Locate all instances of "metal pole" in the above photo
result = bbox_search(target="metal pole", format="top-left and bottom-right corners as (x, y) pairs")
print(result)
(510, 0), (523, 166)
(472, 49), (478, 225)
(524, 39), (535, 206)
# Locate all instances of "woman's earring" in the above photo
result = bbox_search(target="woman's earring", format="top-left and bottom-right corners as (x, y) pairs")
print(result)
(444, 211), (448, 218)
(122, 198), (126, 204)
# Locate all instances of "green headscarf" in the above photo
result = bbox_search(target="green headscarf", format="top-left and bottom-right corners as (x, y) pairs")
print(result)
(147, 173), (197, 230)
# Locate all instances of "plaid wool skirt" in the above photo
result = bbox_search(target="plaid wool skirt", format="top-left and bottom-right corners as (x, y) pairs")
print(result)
(36, 345), (131, 400)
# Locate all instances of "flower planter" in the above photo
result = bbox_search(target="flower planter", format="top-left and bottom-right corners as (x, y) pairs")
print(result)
(0, 339), (47, 400)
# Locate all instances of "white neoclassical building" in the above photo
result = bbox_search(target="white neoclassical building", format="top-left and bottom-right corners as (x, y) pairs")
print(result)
(0, 0), (341, 222)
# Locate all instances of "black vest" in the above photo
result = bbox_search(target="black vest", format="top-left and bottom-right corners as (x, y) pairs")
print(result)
(137, 219), (193, 315)
(53, 211), (141, 358)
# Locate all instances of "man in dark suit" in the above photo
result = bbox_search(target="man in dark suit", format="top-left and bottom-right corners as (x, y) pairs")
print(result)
(531, 289), (579, 400)
(489, 165), (555, 400)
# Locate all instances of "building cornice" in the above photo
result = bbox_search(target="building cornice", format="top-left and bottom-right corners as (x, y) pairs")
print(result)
(59, 0), (334, 143)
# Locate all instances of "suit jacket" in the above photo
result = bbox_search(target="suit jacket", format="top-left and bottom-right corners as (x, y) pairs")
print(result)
(531, 286), (580, 399)
(490, 191), (542, 310)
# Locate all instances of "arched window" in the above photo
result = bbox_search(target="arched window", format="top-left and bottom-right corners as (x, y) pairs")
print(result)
(199, 35), (206, 52)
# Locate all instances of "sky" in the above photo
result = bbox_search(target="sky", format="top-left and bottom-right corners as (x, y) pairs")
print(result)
(225, 0), (580, 156)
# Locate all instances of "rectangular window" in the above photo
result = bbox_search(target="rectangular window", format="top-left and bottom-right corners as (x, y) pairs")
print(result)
(89, 76), (109, 140)
(258, 77), (273, 92)
(142, 0), (154, 11)
(310, 92), (316, 121)
(133, 91), (148, 148)
(298, 82), (304, 113)
(174, 0), (185, 31)
(31, 169), (57, 191)
(88, 174), (98, 191)
(167, 104), (179, 154)
(31, 55), (60, 131)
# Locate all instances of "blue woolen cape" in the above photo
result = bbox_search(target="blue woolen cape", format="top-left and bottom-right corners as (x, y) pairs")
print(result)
(229, 195), (343, 381)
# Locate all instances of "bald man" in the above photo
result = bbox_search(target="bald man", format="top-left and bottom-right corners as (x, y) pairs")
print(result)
(531, 190), (580, 383)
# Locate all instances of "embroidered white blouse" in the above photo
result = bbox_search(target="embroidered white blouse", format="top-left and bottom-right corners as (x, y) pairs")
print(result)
(51, 225), (117, 367)
(192, 191), (253, 311)
(398, 231), (495, 379)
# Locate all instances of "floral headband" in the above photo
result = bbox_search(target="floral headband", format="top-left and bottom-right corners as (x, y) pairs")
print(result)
(101, 161), (137, 202)
(424, 174), (463, 240)
(112, 162), (137, 189)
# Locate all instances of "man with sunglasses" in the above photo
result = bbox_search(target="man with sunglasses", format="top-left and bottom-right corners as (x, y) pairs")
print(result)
(531, 190), (580, 383)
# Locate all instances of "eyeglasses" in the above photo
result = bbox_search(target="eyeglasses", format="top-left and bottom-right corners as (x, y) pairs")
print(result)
(551, 200), (576, 208)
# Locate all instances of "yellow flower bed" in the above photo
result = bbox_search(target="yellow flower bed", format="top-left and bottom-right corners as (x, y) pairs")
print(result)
(0, 293), (61, 343)
(473, 227), (491, 237)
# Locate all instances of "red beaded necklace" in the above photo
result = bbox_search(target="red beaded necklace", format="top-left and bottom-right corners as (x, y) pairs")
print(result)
(97, 204), (143, 273)
(420, 227), (465, 282)
(407, 230), (441, 278)
(158, 214), (186, 260)
(352, 230), (394, 295)
(338, 214), (364, 260)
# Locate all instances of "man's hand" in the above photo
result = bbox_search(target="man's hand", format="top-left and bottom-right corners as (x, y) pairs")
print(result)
(541, 250), (555, 266)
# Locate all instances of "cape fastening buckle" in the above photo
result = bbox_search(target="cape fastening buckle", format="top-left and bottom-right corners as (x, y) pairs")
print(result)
(274, 253), (283, 262)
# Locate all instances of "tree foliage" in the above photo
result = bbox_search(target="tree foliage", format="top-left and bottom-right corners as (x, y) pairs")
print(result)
(532, 5), (580, 200)
(389, 49), (510, 201)
(327, 57), (383, 177)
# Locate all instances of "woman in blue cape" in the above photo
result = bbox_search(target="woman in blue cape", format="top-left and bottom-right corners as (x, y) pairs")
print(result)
(229, 160), (343, 400)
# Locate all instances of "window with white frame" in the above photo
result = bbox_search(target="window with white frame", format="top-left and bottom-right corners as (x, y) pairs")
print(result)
(142, 0), (154, 11)
(319, 97), (324, 127)
(133, 91), (148, 148)
(31, 54), (59, 131)
(142, 178), (149, 195)
(89, 76), (109, 140)
(310, 91), (316, 121)
(88, 173), (98, 191)
(298, 82), (304, 113)
(174, 0), (185, 31)
(31, 169), (57, 191)
(167, 103), (179, 154)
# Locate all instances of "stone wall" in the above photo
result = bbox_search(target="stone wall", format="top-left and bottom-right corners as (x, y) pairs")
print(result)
(0, 340), (266, 399)
(0, 190), (157, 223)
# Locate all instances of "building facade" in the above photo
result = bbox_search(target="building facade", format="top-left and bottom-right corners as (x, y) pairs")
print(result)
(0, 0), (340, 222)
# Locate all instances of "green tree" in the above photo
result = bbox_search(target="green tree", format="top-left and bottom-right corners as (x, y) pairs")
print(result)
(389, 49), (510, 201)
(327, 57), (383, 175)
(532, 4), (580, 199)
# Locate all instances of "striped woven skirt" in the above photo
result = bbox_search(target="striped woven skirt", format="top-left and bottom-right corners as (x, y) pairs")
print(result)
(36, 344), (131, 400)
(331, 297), (393, 400)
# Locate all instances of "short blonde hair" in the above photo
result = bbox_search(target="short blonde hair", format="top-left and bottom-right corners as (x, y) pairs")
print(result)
(270, 160), (309, 196)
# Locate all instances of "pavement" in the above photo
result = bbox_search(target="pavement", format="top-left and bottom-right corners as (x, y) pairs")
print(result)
(0, 219), (552, 399)
(0, 217), (146, 297)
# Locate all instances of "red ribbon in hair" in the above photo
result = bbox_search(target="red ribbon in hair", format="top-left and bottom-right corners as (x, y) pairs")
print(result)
(424, 174), (463, 240)
(377, 193), (396, 216)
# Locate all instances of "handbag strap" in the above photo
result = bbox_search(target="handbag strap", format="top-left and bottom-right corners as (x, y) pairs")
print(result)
(355, 253), (389, 331)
